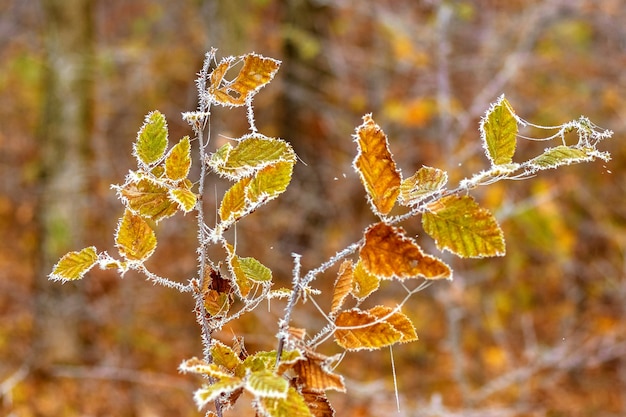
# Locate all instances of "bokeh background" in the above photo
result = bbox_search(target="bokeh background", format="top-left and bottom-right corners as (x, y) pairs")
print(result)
(1, 1), (625, 416)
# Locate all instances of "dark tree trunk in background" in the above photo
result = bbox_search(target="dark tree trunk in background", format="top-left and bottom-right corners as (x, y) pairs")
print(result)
(33, 0), (95, 367)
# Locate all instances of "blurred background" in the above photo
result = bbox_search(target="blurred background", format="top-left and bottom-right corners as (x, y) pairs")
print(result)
(1, 0), (625, 416)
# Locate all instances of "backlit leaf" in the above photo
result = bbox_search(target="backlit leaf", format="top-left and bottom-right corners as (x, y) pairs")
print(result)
(134, 111), (168, 165)
(331, 260), (354, 316)
(193, 377), (244, 410)
(423, 194), (505, 258)
(179, 357), (232, 379)
(351, 260), (380, 300)
(529, 145), (595, 170)
(245, 370), (289, 398)
(211, 340), (243, 372)
(50, 246), (98, 282)
(294, 358), (346, 393)
(209, 53), (281, 107)
(353, 114), (401, 216)
(115, 210), (157, 261)
(481, 95), (517, 166)
(238, 256), (272, 283)
(208, 135), (296, 180)
(118, 178), (179, 222)
(246, 161), (294, 204)
(368, 305), (418, 343)
(226, 245), (253, 297)
(165, 136), (191, 180)
(359, 222), (452, 280)
(334, 308), (401, 351)
(219, 177), (251, 224)
(169, 188), (197, 213)
(258, 386), (313, 417)
(399, 166), (447, 206)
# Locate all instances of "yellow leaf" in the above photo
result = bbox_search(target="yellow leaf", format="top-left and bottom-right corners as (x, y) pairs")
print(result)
(399, 166), (448, 206)
(209, 53), (281, 107)
(165, 136), (191, 180)
(118, 178), (179, 222)
(353, 114), (401, 215)
(219, 177), (252, 223)
(481, 95), (517, 166)
(203, 289), (231, 317)
(351, 260), (380, 300)
(423, 194), (505, 258)
(115, 209), (157, 261)
(49, 246), (98, 282)
(258, 386), (313, 417)
(359, 222), (452, 280)
(210, 340), (243, 372)
(169, 188), (197, 212)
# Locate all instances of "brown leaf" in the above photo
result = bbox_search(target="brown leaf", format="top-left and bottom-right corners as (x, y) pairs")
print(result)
(359, 222), (451, 280)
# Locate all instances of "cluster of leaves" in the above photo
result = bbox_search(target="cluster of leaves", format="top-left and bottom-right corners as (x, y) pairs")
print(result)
(49, 50), (612, 417)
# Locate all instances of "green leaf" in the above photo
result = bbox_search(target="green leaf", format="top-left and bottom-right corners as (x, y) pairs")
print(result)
(134, 111), (168, 166)
(399, 166), (448, 206)
(50, 246), (98, 282)
(193, 377), (244, 410)
(208, 135), (296, 180)
(115, 209), (157, 261)
(529, 145), (595, 171)
(246, 370), (289, 398)
(257, 386), (313, 417)
(422, 195), (505, 258)
(165, 136), (192, 180)
(169, 188), (197, 213)
(238, 257), (272, 283)
(481, 95), (517, 166)
(246, 161), (294, 204)
(118, 178), (179, 222)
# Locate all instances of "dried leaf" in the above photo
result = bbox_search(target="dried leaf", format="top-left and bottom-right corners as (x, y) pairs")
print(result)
(330, 260), (354, 316)
(399, 166), (447, 206)
(115, 210), (157, 261)
(209, 53), (281, 107)
(165, 136), (191, 180)
(50, 246), (98, 282)
(134, 111), (168, 165)
(294, 358), (346, 393)
(368, 305), (418, 343)
(423, 194), (505, 258)
(334, 308), (401, 351)
(359, 223), (452, 280)
(203, 289), (231, 317)
(353, 114), (401, 215)
(302, 391), (335, 417)
(481, 95), (517, 166)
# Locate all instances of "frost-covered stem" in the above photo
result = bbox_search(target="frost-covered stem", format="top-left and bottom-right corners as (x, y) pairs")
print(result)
(193, 50), (224, 417)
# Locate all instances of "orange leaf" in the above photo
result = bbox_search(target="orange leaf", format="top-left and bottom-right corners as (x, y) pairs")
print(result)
(294, 358), (346, 393)
(359, 223), (451, 280)
(330, 260), (353, 316)
(353, 114), (401, 215)
(334, 308), (400, 351)
(209, 53), (280, 107)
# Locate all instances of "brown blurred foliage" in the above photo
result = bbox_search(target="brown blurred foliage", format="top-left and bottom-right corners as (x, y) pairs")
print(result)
(1, 0), (625, 416)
